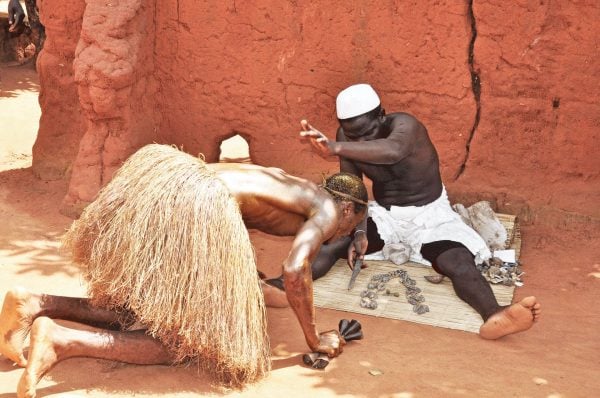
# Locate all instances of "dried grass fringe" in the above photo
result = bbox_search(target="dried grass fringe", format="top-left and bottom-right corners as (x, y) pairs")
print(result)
(62, 144), (270, 386)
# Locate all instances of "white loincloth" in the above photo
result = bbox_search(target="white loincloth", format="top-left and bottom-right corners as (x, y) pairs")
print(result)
(364, 187), (491, 266)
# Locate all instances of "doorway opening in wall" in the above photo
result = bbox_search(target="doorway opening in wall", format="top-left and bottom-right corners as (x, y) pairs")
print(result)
(218, 134), (252, 164)
(0, 62), (40, 170)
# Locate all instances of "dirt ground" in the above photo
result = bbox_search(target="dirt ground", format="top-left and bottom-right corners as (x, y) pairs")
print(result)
(0, 64), (599, 397)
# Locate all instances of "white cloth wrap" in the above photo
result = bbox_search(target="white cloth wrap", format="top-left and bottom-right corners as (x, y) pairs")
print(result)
(364, 187), (491, 266)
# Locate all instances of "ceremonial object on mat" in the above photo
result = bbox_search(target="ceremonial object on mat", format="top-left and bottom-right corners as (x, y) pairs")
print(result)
(62, 144), (269, 386)
(313, 214), (521, 334)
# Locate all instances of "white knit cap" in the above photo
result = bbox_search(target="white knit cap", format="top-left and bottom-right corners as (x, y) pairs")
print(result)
(336, 84), (380, 120)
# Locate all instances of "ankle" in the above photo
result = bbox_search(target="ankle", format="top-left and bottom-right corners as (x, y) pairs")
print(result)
(482, 305), (504, 322)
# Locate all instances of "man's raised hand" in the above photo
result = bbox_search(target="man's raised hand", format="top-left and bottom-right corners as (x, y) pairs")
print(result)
(299, 120), (335, 157)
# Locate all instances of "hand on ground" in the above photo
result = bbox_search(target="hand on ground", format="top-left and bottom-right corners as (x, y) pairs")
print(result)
(313, 329), (346, 358)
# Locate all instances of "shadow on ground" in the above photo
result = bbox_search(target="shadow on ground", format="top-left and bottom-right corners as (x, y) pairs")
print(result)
(0, 63), (38, 98)
(0, 166), (75, 277)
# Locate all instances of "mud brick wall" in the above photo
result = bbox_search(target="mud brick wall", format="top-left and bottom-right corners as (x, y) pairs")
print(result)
(32, 0), (600, 225)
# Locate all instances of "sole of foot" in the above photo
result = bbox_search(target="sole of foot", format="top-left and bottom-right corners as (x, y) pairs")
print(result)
(17, 317), (61, 398)
(0, 286), (38, 367)
(479, 296), (541, 340)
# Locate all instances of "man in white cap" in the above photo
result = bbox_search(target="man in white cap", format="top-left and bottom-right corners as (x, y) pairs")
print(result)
(300, 83), (541, 340)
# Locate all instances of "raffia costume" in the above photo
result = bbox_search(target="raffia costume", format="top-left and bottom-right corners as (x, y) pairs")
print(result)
(62, 144), (269, 386)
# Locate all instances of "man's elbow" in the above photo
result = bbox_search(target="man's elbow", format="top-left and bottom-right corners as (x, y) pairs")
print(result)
(283, 265), (303, 281)
(379, 150), (407, 165)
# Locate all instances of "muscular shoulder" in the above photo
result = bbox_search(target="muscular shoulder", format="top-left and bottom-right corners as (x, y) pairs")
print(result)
(387, 113), (423, 135)
(335, 126), (347, 141)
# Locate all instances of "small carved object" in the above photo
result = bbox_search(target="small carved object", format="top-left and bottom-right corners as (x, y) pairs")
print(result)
(414, 303), (430, 315)
(476, 258), (524, 286)
(359, 269), (429, 314)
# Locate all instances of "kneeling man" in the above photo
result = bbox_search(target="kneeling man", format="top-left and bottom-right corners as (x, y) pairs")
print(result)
(0, 144), (368, 397)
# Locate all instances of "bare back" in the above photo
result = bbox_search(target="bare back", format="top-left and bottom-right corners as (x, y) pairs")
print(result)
(207, 163), (339, 238)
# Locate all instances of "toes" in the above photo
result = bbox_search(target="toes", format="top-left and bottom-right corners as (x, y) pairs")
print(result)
(17, 372), (36, 398)
(531, 303), (542, 319)
(0, 341), (28, 367)
(520, 296), (537, 308)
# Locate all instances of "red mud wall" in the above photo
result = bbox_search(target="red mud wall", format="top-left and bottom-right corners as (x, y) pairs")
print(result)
(33, 0), (599, 225)
(32, 0), (86, 182)
(454, 0), (600, 227)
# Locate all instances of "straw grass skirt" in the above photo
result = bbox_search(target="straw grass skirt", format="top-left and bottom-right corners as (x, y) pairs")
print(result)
(63, 144), (269, 386)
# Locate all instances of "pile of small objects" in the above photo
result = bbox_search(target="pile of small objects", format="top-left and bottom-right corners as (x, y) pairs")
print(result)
(359, 269), (429, 314)
(477, 257), (524, 287)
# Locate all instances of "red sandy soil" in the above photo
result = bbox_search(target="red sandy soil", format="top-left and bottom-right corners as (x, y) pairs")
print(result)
(1, 64), (599, 397)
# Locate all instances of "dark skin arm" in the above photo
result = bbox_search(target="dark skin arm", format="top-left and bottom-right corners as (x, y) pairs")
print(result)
(301, 119), (416, 165)
(282, 217), (345, 356)
(207, 164), (345, 357)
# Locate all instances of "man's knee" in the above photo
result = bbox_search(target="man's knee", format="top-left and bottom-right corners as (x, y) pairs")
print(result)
(433, 247), (477, 278)
(311, 253), (339, 280)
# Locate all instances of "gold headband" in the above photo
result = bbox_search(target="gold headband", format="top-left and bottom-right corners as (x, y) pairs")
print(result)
(323, 186), (369, 205)
(321, 174), (368, 206)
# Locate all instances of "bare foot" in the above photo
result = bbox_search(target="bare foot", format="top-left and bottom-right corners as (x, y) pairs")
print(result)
(479, 296), (541, 340)
(17, 317), (63, 398)
(260, 282), (289, 308)
(0, 287), (42, 366)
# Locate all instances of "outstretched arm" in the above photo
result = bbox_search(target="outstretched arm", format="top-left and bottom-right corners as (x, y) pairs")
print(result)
(301, 118), (417, 165)
(283, 218), (345, 357)
(299, 123), (370, 267)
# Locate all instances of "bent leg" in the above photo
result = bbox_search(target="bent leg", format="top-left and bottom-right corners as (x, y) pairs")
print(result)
(311, 236), (352, 280)
(265, 235), (353, 291)
(17, 317), (174, 398)
(269, 216), (386, 287)
(423, 242), (541, 339)
(312, 215), (387, 279)
(1, 287), (133, 366)
(365, 217), (385, 254)
(425, 244), (501, 320)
